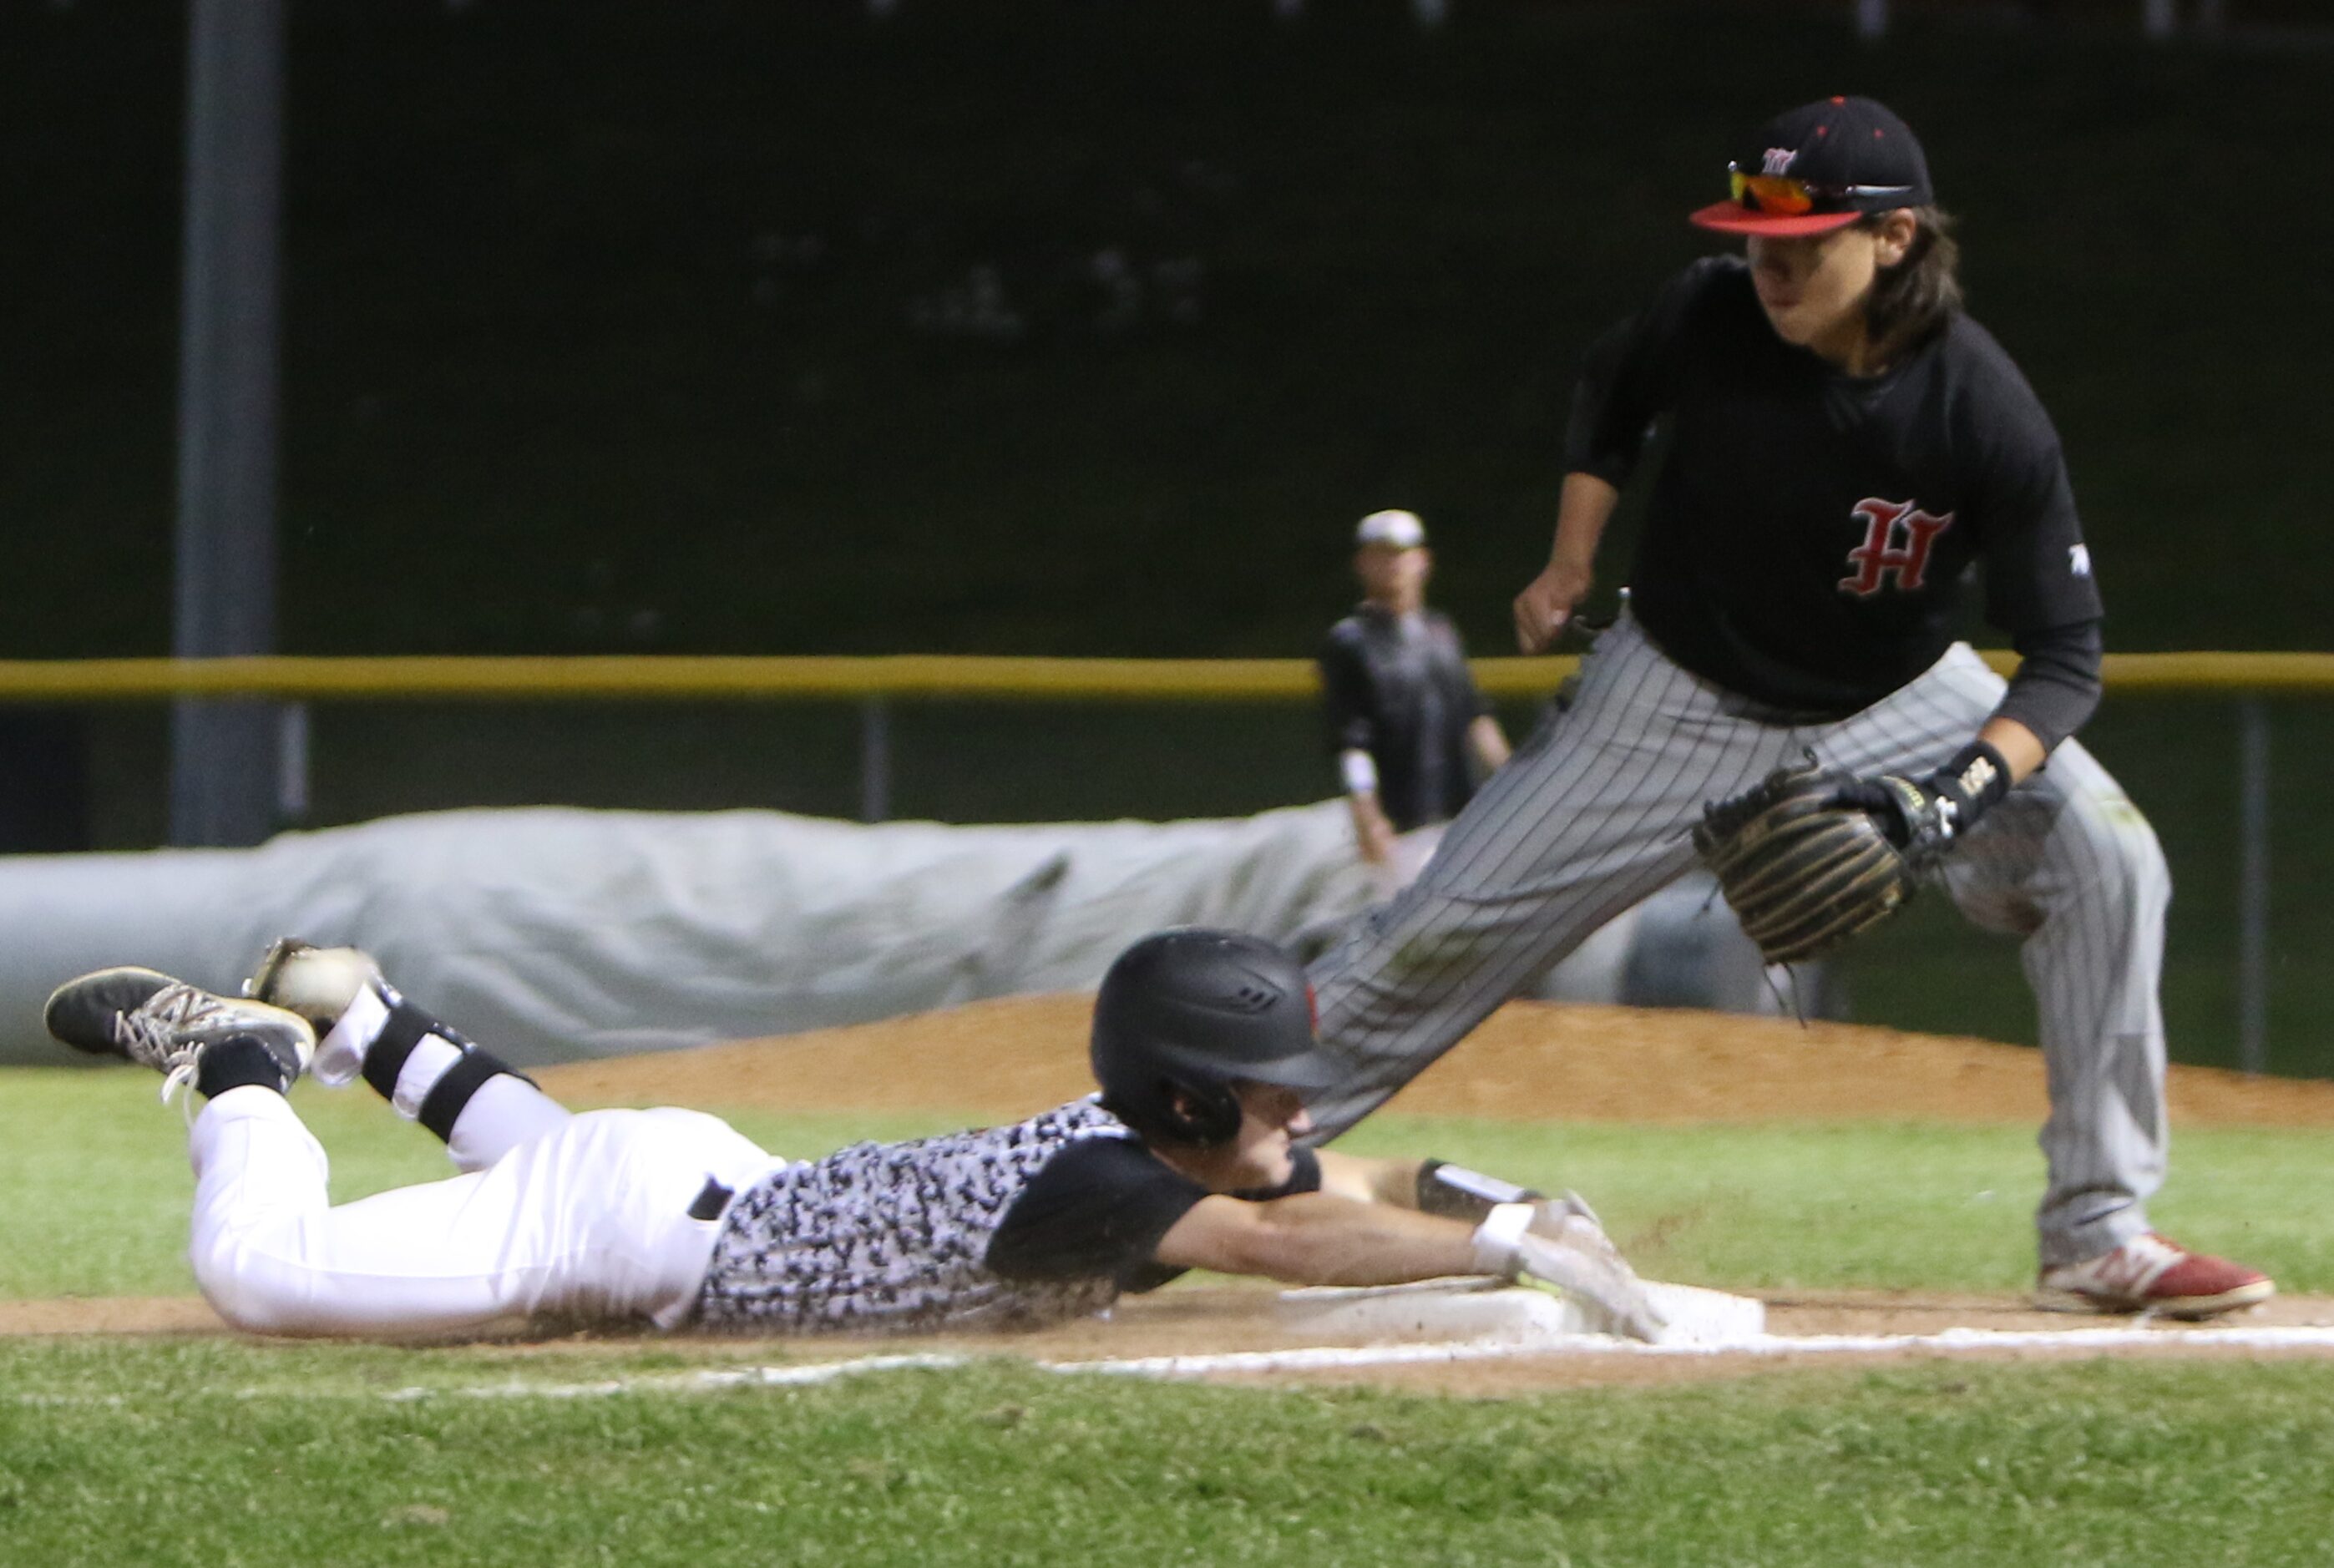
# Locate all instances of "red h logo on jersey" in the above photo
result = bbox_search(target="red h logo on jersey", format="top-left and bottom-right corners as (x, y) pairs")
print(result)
(1838, 498), (1955, 596)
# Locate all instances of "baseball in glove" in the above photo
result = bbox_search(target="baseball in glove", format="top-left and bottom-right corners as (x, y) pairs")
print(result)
(1691, 762), (1918, 965)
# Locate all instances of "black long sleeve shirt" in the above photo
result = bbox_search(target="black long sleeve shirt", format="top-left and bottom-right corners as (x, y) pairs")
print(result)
(1565, 256), (2104, 748)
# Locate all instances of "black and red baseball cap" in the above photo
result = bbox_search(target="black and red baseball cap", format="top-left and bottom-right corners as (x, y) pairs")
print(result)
(1689, 95), (1932, 236)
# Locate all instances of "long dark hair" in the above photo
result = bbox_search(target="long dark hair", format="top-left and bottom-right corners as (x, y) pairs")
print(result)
(1862, 205), (1962, 366)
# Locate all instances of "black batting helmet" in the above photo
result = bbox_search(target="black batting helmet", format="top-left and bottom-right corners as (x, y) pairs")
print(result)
(1089, 928), (1340, 1146)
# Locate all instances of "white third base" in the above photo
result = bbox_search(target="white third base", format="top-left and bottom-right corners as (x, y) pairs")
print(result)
(1274, 1275), (1764, 1348)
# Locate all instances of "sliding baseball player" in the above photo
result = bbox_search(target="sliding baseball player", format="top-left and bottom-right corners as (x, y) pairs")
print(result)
(45, 928), (1664, 1340)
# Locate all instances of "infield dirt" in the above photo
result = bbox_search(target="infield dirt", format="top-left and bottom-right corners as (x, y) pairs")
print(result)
(532, 994), (2334, 1129)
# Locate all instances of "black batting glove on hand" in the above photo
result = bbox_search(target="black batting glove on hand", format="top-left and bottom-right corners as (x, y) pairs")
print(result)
(1831, 740), (2012, 866)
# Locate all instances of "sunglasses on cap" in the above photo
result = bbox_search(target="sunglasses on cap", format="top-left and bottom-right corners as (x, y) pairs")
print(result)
(1728, 164), (1916, 216)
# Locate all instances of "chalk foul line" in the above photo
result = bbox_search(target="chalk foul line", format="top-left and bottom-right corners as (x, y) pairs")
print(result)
(372, 1321), (2334, 1402)
(19, 1323), (2329, 1409)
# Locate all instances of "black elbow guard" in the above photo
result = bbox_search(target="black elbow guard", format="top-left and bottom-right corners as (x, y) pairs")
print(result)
(1416, 1159), (1542, 1222)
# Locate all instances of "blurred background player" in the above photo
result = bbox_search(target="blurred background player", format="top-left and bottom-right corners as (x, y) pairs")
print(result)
(1317, 509), (1782, 1012)
(1317, 509), (1510, 896)
(1302, 96), (2270, 1318)
(42, 928), (1665, 1341)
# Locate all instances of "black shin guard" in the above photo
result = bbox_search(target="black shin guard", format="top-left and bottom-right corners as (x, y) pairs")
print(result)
(358, 999), (455, 1101)
(359, 997), (534, 1146)
(416, 1049), (519, 1142)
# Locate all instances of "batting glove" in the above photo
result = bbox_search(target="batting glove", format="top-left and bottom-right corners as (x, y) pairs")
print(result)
(1832, 739), (2012, 867)
(1469, 1201), (1668, 1343)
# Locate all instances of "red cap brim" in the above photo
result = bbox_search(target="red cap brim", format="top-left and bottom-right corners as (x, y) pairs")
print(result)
(1688, 200), (1863, 236)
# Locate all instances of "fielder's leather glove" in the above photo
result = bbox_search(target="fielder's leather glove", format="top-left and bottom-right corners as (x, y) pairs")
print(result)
(1692, 761), (1918, 965)
(1693, 743), (2013, 966)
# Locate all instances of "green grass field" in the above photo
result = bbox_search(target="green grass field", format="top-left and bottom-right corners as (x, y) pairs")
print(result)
(3, 1066), (2331, 1564)
(6, 1347), (2333, 1566)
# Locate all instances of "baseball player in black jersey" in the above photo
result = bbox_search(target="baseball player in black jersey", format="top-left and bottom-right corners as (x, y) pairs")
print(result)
(40, 929), (1666, 1340)
(1318, 509), (1511, 883)
(1303, 95), (2270, 1318)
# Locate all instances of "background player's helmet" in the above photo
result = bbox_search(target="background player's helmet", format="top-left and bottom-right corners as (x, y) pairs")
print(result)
(1090, 927), (1340, 1146)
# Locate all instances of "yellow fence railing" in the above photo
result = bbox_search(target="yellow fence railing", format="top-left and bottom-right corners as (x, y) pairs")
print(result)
(3, 648), (2324, 1073)
(2, 650), (2331, 702)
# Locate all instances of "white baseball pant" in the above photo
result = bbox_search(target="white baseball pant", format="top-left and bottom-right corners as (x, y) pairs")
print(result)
(188, 1084), (782, 1337)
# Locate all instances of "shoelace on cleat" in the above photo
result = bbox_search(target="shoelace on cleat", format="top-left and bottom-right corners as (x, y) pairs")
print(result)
(109, 983), (254, 1114)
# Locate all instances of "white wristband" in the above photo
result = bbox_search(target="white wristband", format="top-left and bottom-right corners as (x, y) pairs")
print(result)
(1339, 749), (1380, 797)
(1468, 1201), (1537, 1277)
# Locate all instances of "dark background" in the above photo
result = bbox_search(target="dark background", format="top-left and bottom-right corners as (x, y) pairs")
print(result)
(3, 0), (2329, 1070)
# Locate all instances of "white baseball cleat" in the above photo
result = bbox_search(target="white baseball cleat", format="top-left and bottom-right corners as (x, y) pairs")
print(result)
(244, 938), (385, 1031)
(45, 967), (315, 1107)
(245, 938), (394, 1087)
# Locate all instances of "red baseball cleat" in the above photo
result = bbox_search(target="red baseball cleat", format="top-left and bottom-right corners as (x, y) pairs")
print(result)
(2038, 1232), (2274, 1319)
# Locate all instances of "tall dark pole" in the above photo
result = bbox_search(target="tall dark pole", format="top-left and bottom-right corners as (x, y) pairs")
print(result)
(170, 0), (287, 847)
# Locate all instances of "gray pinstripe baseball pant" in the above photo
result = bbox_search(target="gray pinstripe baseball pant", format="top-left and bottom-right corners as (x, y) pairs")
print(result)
(1305, 610), (2168, 1267)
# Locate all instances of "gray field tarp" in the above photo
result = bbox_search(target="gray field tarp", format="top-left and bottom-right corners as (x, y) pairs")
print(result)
(0, 802), (1379, 1067)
